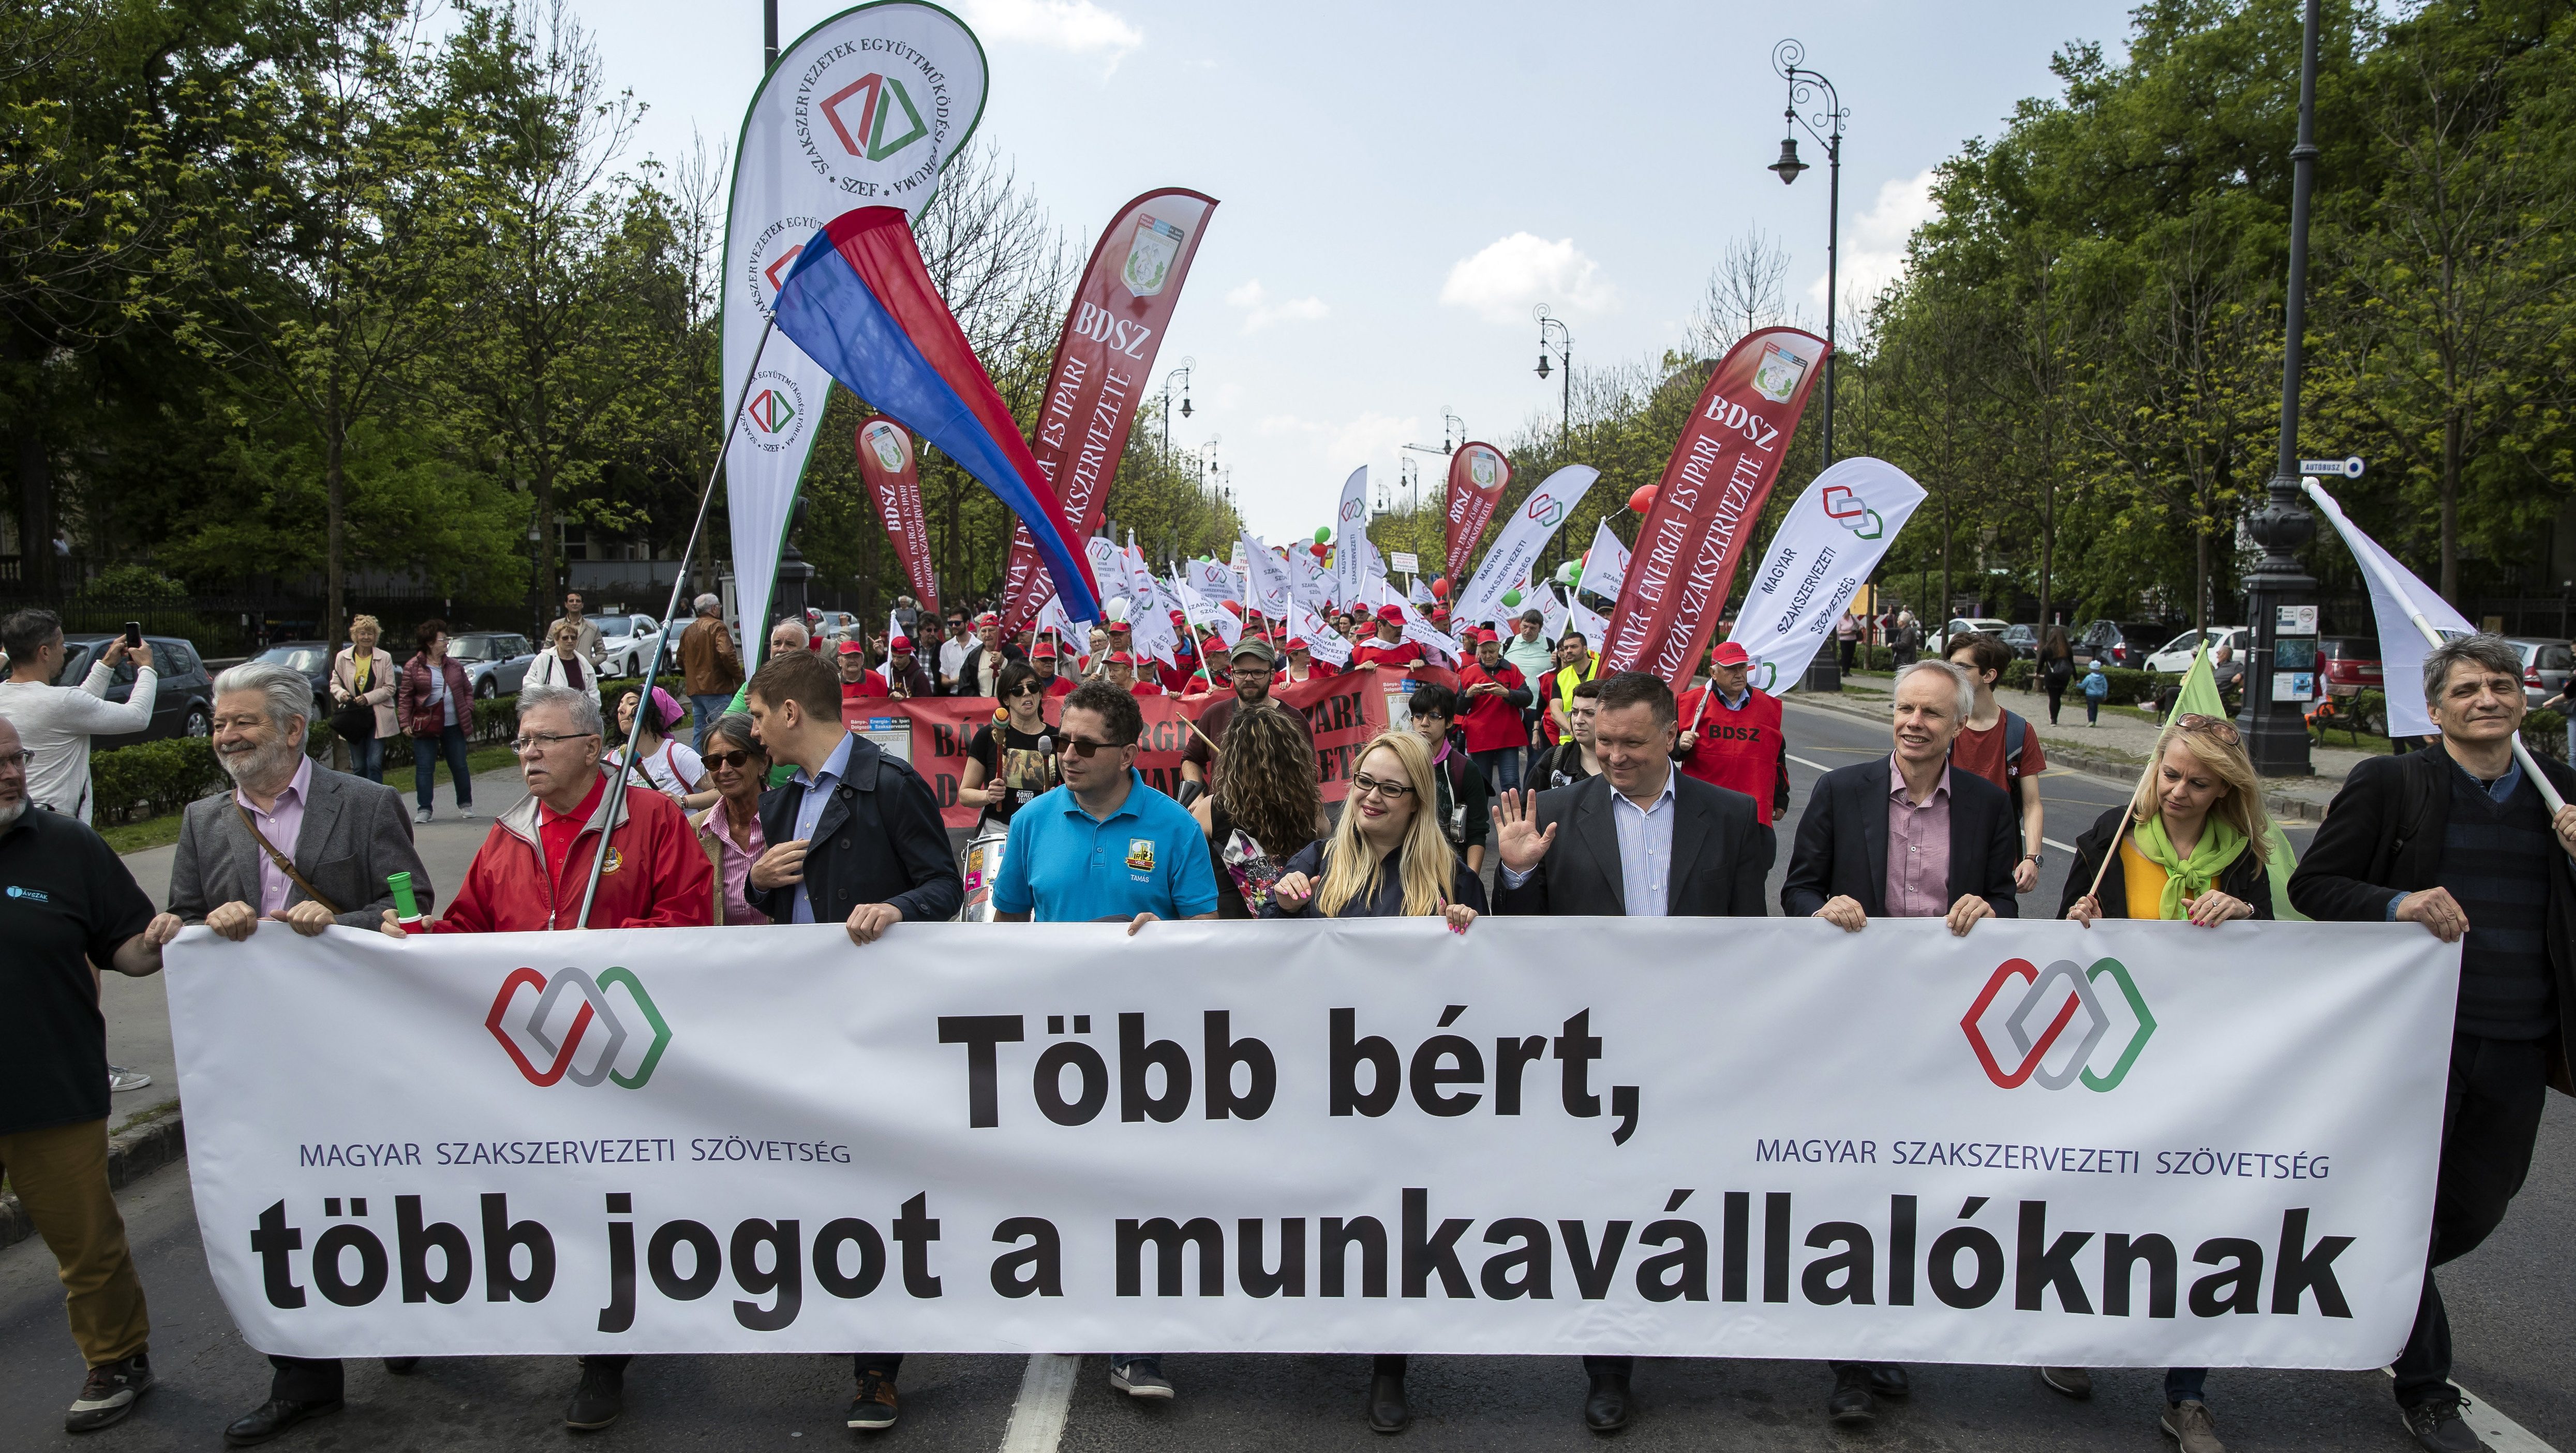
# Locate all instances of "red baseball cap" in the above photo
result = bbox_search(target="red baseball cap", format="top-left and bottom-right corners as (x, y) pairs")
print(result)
(1376, 604), (1407, 624)
(975, 612), (999, 626)
(1108, 619), (1132, 633)
(1106, 650), (1135, 666)
(888, 635), (912, 653)
(1032, 641), (1058, 659)
(1710, 641), (1750, 667)
(1286, 637), (1308, 652)
(837, 640), (866, 655)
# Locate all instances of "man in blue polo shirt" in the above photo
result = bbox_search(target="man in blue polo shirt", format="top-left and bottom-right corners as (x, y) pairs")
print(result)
(990, 679), (1213, 1403)
(993, 679), (1217, 933)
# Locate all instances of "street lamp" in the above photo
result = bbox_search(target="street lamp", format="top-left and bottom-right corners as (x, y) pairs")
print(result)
(1157, 358), (1196, 465)
(1533, 305), (1571, 453)
(1769, 38), (1845, 466)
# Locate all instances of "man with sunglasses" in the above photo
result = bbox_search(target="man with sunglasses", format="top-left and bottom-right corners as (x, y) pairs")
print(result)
(371, 683), (711, 1434)
(2292, 633), (2576, 1453)
(990, 679), (1216, 1405)
(1181, 639), (1315, 791)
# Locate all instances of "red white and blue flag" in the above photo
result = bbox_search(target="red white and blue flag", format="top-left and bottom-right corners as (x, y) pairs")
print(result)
(771, 207), (1105, 621)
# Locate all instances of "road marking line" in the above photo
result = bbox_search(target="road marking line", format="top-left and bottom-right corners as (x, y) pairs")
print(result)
(999, 1353), (1079, 1453)
(2381, 1371), (2559, 1453)
(2044, 838), (2077, 853)
(1786, 754), (1835, 773)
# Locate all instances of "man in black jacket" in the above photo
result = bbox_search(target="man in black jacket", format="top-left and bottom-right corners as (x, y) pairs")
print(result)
(1490, 671), (1767, 1432)
(951, 613), (1024, 699)
(2290, 634), (2576, 1453)
(741, 648), (962, 1433)
(1780, 658), (2018, 1431)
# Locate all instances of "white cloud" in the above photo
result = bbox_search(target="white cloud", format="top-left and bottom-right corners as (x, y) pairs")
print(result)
(955, 0), (1142, 60)
(1807, 168), (1940, 313)
(1329, 412), (1417, 466)
(1439, 233), (1617, 324)
(1227, 279), (1329, 334)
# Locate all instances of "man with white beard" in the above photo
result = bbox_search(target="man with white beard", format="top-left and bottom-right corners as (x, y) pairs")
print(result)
(139, 660), (430, 1446)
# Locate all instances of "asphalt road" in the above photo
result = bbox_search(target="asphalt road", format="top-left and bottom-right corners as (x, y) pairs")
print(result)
(10, 706), (2571, 1452)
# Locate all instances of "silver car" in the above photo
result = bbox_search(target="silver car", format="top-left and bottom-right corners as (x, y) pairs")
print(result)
(449, 632), (537, 698)
(586, 613), (669, 678)
(2505, 636), (2573, 708)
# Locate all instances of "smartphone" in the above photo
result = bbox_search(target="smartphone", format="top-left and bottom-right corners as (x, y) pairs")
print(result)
(122, 621), (142, 648)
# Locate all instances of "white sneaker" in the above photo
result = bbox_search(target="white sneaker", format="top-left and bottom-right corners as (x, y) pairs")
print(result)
(108, 1066), (151, 1093)
(414, 806), (433, 825)
(457, 805), (476, 821)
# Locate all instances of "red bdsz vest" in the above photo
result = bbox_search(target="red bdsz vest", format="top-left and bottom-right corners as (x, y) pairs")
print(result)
(1679, 686), (1786, 825)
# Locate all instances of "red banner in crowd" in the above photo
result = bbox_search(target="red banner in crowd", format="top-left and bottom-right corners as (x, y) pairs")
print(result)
(854, 416), (940, 618)
(1444, 440), (1511, 585)
(1600, 327), (1828, 689)
(863, 668), (1419, 829)
(1000, 188), (1220, 634)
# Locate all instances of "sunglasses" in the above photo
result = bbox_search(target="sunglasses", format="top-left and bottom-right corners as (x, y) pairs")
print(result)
(1063, 735), (1131, 758)
(2175, 713), (2241, 745)
(704, 749), (760, 770)
(1006, 683), (1046, 699)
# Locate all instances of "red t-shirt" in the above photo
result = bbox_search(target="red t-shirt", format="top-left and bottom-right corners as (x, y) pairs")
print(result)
(1455, 660), (1529, 753)
(1353, 638), (1425, 669)
(1676, 685), (1788, 824)
(843, 673), (890, 700)
(1035, 673), (1075, 699)
(1948, 711), (2045, 798)
(1128, 679), (1165, 696)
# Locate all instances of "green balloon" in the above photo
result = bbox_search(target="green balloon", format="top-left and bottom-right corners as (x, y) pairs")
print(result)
(1554, 561), (1581, 586)
(1501, 588), (1523, 608)
(1314, 525), (1332, 544)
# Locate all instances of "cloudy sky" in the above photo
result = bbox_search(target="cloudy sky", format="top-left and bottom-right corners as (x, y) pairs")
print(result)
(578, 0), (2139, 543)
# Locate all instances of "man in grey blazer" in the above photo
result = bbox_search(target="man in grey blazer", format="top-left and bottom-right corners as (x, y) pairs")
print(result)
(139, 660), (431, 1447)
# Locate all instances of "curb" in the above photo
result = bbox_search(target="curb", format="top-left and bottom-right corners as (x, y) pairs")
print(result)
(0, 1110), (185, 1251)
(1784, 691), (2335, 823)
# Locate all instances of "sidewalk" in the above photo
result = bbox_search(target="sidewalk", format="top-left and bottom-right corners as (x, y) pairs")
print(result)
(1795, 674), (2375, 822)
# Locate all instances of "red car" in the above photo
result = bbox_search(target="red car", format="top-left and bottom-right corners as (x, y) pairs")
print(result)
(2317, 636), (2383, 696)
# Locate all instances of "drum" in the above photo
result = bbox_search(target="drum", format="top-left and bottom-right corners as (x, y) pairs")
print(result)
(957, 822), (1009, 922)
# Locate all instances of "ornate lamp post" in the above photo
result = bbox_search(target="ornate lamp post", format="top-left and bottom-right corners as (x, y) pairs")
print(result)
(1769, 38), (1846, 466)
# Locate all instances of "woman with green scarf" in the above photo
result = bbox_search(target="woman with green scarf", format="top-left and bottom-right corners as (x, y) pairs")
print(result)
(2044, 712), (2271, 1453)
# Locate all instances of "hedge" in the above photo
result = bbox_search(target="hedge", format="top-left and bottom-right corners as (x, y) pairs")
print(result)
(87, 681), (641, 824)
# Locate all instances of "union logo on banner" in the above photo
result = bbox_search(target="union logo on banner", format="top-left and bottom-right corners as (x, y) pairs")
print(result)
(1469, 448), (1500, 487)
(864, 421), (909, 472)
(1121, 215), (1185, 296)
(1961, 957), (2156, 1092)
(486, 967), (672, 1090)
(1752, 339), (1811, 403)
(822, 73), (930, 162)
(743, 370), (808, 453)
(1821, 483), (1884, 540)
(1524, 492), (1567, 528)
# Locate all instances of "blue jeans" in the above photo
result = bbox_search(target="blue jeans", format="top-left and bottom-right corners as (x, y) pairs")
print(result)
(347, 735), (384, 783)
(1471, 747), (1522, 795)
(412, 724), (472, 810)
(2167, 1368), (2207, 1403)
(692, 694), (734, 753)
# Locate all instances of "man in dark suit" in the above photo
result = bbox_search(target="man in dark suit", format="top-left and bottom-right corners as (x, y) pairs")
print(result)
(951, 612), (1026, 699)
(2290, 634), (2576, 1453)
(741, 646), (961, 1433)
(138, 662), (431, 1447)
(1781, 658), (2019, 1431)
(1491, 671), (1768, 1432)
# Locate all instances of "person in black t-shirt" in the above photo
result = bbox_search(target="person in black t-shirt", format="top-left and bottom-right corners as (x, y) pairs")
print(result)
(959, 661), (1060, 829)
(0, 715), (166, 1432)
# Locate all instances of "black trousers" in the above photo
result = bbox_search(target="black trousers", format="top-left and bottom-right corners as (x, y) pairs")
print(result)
(2390, 1032), (2549, 1408)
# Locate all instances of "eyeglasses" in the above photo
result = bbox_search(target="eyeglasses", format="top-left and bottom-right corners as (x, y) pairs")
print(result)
(1062, 735), (1130, 758)
(1350, 772), (1413, 800)
(511, 731), (599, 754)
(703, 749), (759, 769)
(2175, 713), (2241, 745)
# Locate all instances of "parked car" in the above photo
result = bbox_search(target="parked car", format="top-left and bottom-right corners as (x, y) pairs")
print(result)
(2142, 626), (2250, 674)
(1930, 617), (2011, 658)
(810, 609), (860, 641)
(2506, 636), (2574, 708)
(2071, 619), (2173, 670)
(584, 613), (668, 678)
(248, 640), (335, 707)
(2002, 624), (2042, 660)
(2317, 636), (2383, 696)
(445, 631), (537, 698)
(55, 633), (216, 746)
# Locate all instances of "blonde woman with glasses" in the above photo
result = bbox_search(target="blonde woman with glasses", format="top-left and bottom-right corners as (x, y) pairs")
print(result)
(2045, 711), (2273, 1453)
(1262, 726), (1478, 1434)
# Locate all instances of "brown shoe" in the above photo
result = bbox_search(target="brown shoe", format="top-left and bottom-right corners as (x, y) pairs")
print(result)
(847, 1369), (898, 1431)
(2162, 1399), (2227, 1453)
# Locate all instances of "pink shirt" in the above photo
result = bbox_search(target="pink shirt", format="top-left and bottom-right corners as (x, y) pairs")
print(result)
(1884, 757), (1952, 918)
(704, 806), (769, 926)
(239, 754), (315, 916)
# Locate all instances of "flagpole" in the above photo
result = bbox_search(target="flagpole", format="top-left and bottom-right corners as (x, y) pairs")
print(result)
(574, 316), (777, 929)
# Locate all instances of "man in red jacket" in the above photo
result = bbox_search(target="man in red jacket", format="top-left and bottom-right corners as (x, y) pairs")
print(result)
(1675, 640), (1791, 837)
(1352, 604), (1425, 669)
(1455, 628), (1533, 793)
(379, 680), (711, 1432)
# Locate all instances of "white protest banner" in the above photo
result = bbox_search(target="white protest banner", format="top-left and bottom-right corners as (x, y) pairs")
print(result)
(1291, 543), (1335, 614)
(1331, 465), (1372, 606)
(1289, 603), (1351, 668)
(2304, 481), (2472, 739)
(1409, 577), (1436, 607)
(1241, 533), (1293, 618)
(1453, 466), (1598, 631)
(1538, 582), (1570, 645)
(1175, 571), (1240, 655)
(1568, 590), (1609, 651)
(170, 919), (2449, 1366)
(1728, 457), (1928, 694)
(1577, 518), (1630, 604)
(1186, 556), (1241, 605)
(723, 3), (985, 669)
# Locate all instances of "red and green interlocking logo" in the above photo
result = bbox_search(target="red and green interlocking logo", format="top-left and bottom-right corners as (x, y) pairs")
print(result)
(747, 388), (798, 435)
(486, 967), (671, 1090)
(821, 73), (930, 162)
(1962, 957), (2155, 1092)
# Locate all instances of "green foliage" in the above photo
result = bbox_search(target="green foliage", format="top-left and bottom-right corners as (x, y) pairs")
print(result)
(90, 737), (226, 821)
(2522, 708), (2565, 762)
